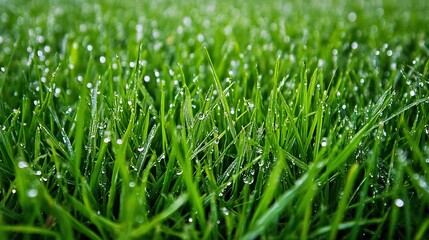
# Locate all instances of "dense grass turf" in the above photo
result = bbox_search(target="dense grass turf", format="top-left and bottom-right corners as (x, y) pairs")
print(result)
(1, 0), (429, 239)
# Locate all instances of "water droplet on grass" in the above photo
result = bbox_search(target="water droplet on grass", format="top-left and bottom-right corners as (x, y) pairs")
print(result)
(348, 12), (357, 22)
(387, 50), (393, 56)
(243, 175), (254, 184)
(27, 188), (38, 198)
(321, 137), (328, 147)
(221, 207), (229, 216)
(135, 215), (144, 223)
(104, 137), (111, 143)
(394, 198), (404, 207)
(18, 161), (28, 168)
(419, 179), (428, 188)
(197, 113), (205, 120)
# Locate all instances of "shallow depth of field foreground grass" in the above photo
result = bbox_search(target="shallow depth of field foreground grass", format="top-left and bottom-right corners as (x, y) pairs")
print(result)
(1, 0), (429, 239)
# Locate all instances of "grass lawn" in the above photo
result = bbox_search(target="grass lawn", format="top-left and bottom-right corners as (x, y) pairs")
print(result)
(1, 0), (429, 239)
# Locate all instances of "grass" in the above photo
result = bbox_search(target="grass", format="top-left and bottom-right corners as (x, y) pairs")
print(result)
(1, 0), (429, 239)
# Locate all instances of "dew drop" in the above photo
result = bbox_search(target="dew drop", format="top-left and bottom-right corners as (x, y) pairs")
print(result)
(394, 198), (404, 208)
(348, 12), (357, 22)
(18, 161), (29, 168)
(221, 207), (229, 216)
(243, 175), (254, 185)
(321, 137), (328, 147)
(27, 188), (38, 198)
(386, 50), (393, 56)
(197, 113), (205, 120)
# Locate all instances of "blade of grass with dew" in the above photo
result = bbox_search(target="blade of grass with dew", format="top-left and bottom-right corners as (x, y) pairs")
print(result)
(73, 55), (94, 190)
(130, 194), (188, 237)
(300, 183), (317, 240)
(249, 150), (285, 228)
(205, 48), (237, 139)
(136, 123), (158, 175)
(323, 88), (393, 175)
(176, 120), (208, 232)
(329, 163), (360, 240)
(350, 122), (383, 240)
(106, 111), (135, 219)
(243, 171), (314, 240)
(178, 64), (194, 131)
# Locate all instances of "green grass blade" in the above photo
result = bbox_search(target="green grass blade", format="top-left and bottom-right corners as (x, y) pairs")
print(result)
(329, 163), (360, 240)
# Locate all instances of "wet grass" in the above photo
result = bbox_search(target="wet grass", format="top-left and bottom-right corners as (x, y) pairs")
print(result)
(1, 0), (429, 239)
